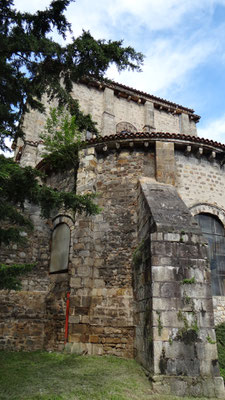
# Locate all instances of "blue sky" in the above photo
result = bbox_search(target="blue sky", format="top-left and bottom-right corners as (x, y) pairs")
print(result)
(13, 0), (225, 144)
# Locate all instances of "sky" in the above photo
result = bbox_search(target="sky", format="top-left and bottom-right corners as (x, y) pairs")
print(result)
(13, 0), (225, 144)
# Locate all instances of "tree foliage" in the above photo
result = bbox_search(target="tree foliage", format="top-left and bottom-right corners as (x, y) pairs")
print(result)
(0, 263), (35, 290)
(40, 107), (81, 172)
(0, 154), (99, 247)
(0, 0), (143, 290)
(215, 322), (225, 380)
(0, 0), (143, 150)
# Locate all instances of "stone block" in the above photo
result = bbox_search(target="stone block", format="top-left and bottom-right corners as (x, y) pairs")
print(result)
(214, 377), (225, 398)
(64, 342), (72, 353)
(89, 335), (99, 343)
(70, 277), (81, 288)
(167, 357), (200, 376)
(92, 344), (104, 355)
(77, 266), (91, 277)
(195, 342), (219, 364)
(155, 141), (175, 185)
(153, 327), (170, 341)
(153, 255), (174, 266)
(164, 341), (196, 359)
(153, 297), (178, 311)
(69, 316), (80, 324)
(160, 282), (180, 298)
(71, 342), (84, 355)
(164, 233), (180, 242)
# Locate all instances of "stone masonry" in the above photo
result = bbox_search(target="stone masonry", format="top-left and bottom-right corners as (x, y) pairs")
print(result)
(1, 80), (225, 397)
(135, 178), (224, 397)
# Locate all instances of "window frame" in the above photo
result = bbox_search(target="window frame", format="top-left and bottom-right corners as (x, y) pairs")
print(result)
(195, 212), (225, 296)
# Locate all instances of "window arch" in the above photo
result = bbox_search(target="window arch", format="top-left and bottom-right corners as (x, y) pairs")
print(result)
(49, 223), (70, 273)
(195, 213), (225, 296)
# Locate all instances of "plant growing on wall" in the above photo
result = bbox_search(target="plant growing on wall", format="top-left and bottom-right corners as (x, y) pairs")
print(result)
(40, 107), (81, 172)
(0, 152), (99, 289)
(215, 322), (225, 380)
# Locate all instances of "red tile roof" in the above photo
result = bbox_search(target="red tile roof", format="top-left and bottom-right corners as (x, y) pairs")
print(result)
(86, 131), (225, 151)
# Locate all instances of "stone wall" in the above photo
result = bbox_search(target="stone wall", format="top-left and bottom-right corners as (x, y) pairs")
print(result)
(213, 297), (225, 325)
(0, 286), (67, 351)
(175, 150), (225, 324)
(16, 81), (198, 167)
(0, 169), (76, 351)
(175, 152), (225, 210)
(136, 178), (224, 398)
(65, 147), (155, 357)
(133, 182), (152, 370)
(1, 132), (225, 396)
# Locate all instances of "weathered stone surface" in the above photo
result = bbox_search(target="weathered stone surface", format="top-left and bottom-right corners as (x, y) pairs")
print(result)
(134, 178), (224, 397)
(155, 141), (175, 185)
(1, 80), (225, 396)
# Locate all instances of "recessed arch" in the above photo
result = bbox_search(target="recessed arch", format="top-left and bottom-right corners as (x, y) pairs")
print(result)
(116, 121), (137, 134)
(49, 223), (70, 274)
(49, 215), (74, 274)
(190, 203), (225, 228)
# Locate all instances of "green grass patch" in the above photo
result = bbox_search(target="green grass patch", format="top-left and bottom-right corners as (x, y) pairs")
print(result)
(215, 322), (225, 381)
(0, 352), (152, 400)
(0, 351), (221, 400)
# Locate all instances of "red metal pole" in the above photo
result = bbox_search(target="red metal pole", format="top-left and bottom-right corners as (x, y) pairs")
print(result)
(64, 292), (70, 344)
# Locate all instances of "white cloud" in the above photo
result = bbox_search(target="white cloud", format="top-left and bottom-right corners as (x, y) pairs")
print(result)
(12, 0), (225, 131)
(106, 31), (217, 98)
(13, 0), (50, 12)
(198, 114), (225, 144)
(13, 0), (225, 36)
(67, 0), (225, 34)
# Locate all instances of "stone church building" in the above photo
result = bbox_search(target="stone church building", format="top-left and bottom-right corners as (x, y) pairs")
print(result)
(1, 79), (225, 397)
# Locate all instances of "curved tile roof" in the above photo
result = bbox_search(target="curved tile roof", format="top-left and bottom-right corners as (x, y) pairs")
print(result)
(86, 131), (225, 151)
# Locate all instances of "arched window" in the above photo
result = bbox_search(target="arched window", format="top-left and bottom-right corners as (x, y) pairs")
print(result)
(49, 223), (70, 273)
(195, 213), (225, 295)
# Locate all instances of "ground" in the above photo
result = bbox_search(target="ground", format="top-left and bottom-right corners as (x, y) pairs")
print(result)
(0, 352), (220, 400)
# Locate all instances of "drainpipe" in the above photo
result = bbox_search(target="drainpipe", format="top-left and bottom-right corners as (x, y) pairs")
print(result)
(64, 292), (70, 344)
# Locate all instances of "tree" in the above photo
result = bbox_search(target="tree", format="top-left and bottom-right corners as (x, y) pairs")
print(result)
(0, 0), (143, 289)
(0, 0), (143, 151)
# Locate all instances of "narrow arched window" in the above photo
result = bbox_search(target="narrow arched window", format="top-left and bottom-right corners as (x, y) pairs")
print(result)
(49, 223), (70, 273)
(195, 213), (225, 295)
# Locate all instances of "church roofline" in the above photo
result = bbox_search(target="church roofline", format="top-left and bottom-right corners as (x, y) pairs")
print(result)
(86, 131), (225, 152)
(25, 131), (225, 153)
(80, 77), (200, 122)
(33, 131), (225, 172)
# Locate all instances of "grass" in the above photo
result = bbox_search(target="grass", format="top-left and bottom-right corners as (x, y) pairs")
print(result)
(215, 322), (225, 381)
(0, 352), (150, 400)
(0, 351), (221, 400)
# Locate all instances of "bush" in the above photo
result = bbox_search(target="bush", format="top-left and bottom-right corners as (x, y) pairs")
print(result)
(215, 322), (225, 380)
